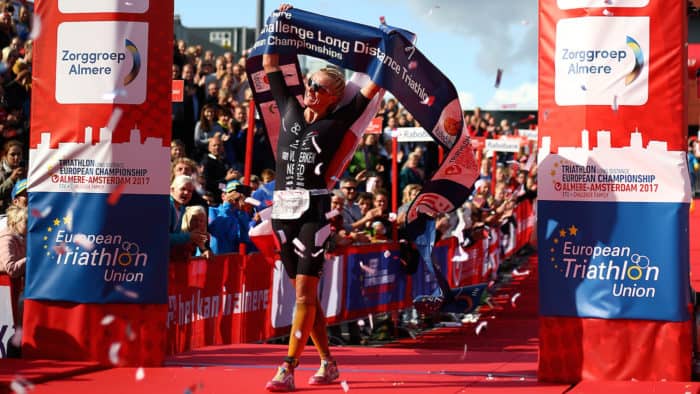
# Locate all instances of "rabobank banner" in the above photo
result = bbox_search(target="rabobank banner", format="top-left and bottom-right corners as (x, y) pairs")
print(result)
(246, 7), (478, 240)
(537, 133), (691, 321)
(26, 0), (172, 303)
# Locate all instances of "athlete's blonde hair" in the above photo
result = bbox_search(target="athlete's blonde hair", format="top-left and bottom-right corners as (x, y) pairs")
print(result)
(318, 66), (345, 97)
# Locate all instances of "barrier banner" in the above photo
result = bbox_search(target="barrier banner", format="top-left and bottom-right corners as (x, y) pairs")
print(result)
(245, 6), (478, 243)
(0, 276), (15, 358)
(412, 243), (448, 300)
(26, 0), (172, 303)
(345, 244), (409, 314)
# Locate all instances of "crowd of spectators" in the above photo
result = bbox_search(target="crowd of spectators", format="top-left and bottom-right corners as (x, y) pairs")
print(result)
(166, 37), (539, 263)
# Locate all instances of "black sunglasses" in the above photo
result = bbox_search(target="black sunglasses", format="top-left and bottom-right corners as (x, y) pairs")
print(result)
(307, 78), (330, 94)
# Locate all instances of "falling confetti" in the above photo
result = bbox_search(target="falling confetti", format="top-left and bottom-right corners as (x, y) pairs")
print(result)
(325, 209), (340, 219)
(107, 108), (124, 131)
(115, 285), (139, 299)
(10, 327), (22, 347)
(294, 330), (302, 339)
(580, 85), (587, 91)
(612, 95), (618, 111)
(359, 261), (376, 274)
(357, 319), (365, 327)
(135, 367), (145, 381)
(388, 212), (397, 222)
(341, 380), (350, 392)
(512, 268), (530, 277)
(379, 16), (386, 25)
(29, 14), (42, 40)
(383, 250), (391, 258)
(109, 342), (122, 365)
(292, 238), (306, 251)
(31, 206), (52, 218)
(475, 321), (488, 335)
(602, 8), (613, 16)
(408, 60), (417, 70)
(74, 233), (95, 251)
(460, 344), (468, 360)
(125, 323), (137, 341)
(486, 373), (494, 380)
(244, 197), (261, 207)
(101, 314), (116, 326)
(108, 183), (127, 205)
(10, 376), (34, 394)
(494, 68), (503, 88)
(511, 292), (521, 307)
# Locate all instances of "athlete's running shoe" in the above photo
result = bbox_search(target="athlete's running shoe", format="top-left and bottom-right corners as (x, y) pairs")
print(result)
(308, 359), (340, 385)
(265, 366), (295, 392)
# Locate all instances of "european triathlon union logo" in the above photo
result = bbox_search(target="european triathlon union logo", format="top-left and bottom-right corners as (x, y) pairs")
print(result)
(123, 38), (141, 86)
(625, 36), (644, 86)
(543, 222), (660, 298)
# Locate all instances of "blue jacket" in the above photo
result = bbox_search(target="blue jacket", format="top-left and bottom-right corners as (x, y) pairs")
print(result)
(208, 202), (252, 254)
(169, 196), (189, 246)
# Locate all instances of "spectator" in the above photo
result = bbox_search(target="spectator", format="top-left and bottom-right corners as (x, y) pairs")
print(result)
(170, 139), (186, 162)
(398, 151), (424, 194)
(200, 133), (239, 204)
(339, 178), (361, 232)
(0, 139), (25, 215)
(169, 175), (208, 262)
(251, 168), (275, 209)
(181, 205), (212, 259)
(208, 180), (252, 254)
(193, 103), (220, 159)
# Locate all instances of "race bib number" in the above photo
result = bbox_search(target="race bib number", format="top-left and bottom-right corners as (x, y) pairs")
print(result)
(271, 190), (310, 220)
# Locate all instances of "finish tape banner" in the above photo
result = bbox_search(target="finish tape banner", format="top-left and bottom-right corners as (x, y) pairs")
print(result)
(246, 7), (478, 238)
(537, 133), (691, 321)
(25, 0), (172, 303)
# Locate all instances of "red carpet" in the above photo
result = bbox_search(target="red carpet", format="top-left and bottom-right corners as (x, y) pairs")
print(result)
(7, 252), (700, 393)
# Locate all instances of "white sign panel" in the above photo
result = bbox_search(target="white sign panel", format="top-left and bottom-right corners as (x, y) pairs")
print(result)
(56, 21), (148, 104)
(58, 0), (149, 13)
(555, 17), (649, 107)
(557, 0), (649, 9)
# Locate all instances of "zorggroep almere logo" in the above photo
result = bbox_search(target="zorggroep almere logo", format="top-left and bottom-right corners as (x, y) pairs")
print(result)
(56, 21), (148, 104)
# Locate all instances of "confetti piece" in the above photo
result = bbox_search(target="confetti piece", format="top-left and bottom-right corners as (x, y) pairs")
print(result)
(494, 68), (503, 88)
(31, 206), (52, 218)
(126, 323), (137, 341)
(341, 380), (350, 392)
(115, 285), (139, 299)
(314, 162), (323, 175)
(475, 321), (488, 335)
(325, 209), (340, 219)
(101, 315), (116, 326)
(330, 176), (339, 182)
(379, 16), (386, 25)
(108, 183), (127, 205)
(357, 319), (365, 327)
(511, 292), (521, 307)
(74, 233), (95, 251)
(408, 60), (417, 70)
(512, 268), (530, 277)
(53, 243), (68, 255)
(580, 85), (587, 91)
(244, 197), (260, 207)
(383, 250), (391, 258)
(486, 373), (494, 380)
(292, 238), (306, 252)
(311, 136), (322, 154)
(359, 261), (376, 274)
(388, 212), (397, 221)
(294, 330), (302, 339)
(460, 344), (468, 360)
(10, 376), (34, 394)
(109, 342), (122, 365)
(276, 230), (287, 244)
(107, 107), (124, 131)
(135, 367), (145, 381)
(10, 327), (22, 347)
(612, 95), (618, 111)
(602, 8), (613, 16)
(29, 14), (42, 40)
